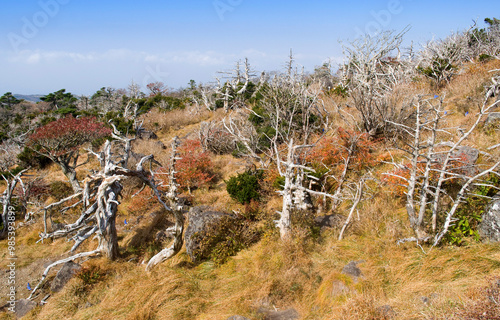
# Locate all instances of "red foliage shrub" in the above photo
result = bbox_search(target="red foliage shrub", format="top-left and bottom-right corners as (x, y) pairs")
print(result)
(307, 128), (375, 173)
(127, 188), (158, 214)
(176, 139), (214, 192)
(28, 116), (111, 158)
(383, 152), (473, 198)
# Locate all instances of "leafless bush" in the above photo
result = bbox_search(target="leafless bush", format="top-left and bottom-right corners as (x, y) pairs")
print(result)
(198, 121), (236, 155)
(418, 31), (468, 88)
(0, 140), (21, 171)
(340, 28), (417, 137)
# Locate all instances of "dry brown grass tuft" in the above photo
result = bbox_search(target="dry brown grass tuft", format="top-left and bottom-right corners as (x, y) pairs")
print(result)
(130, 138), (170, 166)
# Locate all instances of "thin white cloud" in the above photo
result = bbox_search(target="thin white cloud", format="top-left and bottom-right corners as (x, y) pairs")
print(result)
(4, 49), (242, 67)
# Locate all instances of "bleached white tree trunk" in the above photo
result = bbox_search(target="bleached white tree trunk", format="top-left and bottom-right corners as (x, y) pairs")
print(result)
(146, 137), (185, 271)
(0, 170), (27, 239)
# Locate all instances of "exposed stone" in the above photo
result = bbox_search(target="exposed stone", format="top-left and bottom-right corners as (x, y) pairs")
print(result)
(154, 230), (170, 242)
(376, 305), (396, 319)
(432, 145), (479, 177)
(51, 222), (65, 232)
(314, 214), (345, 230)
(342, 260), (364, 282)
(50, 261), (81, 292)
(136, 128), (158, 140)
(184, 206), (229, 262)
(14, 299), (37, 318)
(258, 308), (300, 320)
(155, 140), (167, 149)
(485, 112), (500, 127)
(226, 316), (251, 320)
(479, 193), (500, 242)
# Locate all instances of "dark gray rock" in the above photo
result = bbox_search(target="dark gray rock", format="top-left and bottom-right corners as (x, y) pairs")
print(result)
(14, 299), (37, 318)
(184, 206), (229, 262)
(453, 146), (479, 175)
(51, 222), (65, 232)
(136, 128), (158, 140)
(479, 193), (500, 242)
(432, 146), (479, 177)
(314, 214), (345, 230)
(155, 140), (167, 149)
(485, 112), (500, 127)
(226, 316), (251, 320)
(155, 230), (170, 242)
(376, 305), (396, 319)
(50, 261), (81, 292)
(342, 260), (364, 281)
(258, 308), (300, 320)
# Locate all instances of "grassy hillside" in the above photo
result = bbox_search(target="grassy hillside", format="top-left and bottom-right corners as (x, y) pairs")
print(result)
(2, 50), (500, 320)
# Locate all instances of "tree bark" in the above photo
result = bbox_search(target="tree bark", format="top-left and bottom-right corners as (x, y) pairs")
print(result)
(96, 179), (122, 260)
(58, 161), (81, 192)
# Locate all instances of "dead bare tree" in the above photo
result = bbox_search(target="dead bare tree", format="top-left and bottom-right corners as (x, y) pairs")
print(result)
(146, 137), (185, 271)
(0, 140), (21, 172)
(386, 73), (500, 245)
(29, 130), (177, 299)
(215, 58), (257, 112)
(223, 58), (373, 239)
(418, 31), (468, 88)
(339, 28), (416, 137)
(0, 169), (27, 239)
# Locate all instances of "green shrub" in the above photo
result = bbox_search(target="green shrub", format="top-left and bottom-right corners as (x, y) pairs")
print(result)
(446, 174), (500, 245)
(17, 146), (51, 169)
(478, 53), (494, 63)
(329, 83), (349, 98)
(76, 265), (106, 286)
(226, 170), (263, 204)
(291, 209), (321, 240)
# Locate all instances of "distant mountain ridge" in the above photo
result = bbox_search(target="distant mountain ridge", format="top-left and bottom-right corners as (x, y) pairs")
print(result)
(13, 94), (43, 102)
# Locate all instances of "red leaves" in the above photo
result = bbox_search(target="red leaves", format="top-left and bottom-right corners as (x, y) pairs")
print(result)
(28, 116), (111, 157)
(307, 128), (375, 174)
(176, 139), (214, 192)
(146, 82), (167, 97)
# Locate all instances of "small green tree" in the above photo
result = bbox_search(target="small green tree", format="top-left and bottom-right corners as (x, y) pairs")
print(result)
(226, 170), (263, 204)
(0, 92), (22, 109)
(40, 89), (77, 112)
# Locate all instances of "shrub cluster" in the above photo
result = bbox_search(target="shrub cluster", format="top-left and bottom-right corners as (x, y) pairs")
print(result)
(225, 169), (263, 204)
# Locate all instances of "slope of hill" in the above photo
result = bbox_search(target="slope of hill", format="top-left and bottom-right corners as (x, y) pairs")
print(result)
(1, 33), (500, 319)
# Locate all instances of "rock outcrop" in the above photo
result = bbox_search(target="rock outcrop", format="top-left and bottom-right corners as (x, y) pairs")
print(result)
(50, 261), (82, 293)
(184, 206), (229, 262)
(479, 193), (500, 242)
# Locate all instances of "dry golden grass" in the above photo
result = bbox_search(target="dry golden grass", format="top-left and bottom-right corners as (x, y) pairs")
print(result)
(10, 189), (500, 320)
(130, 138), (170, 166)
(140, 107), (212, 137)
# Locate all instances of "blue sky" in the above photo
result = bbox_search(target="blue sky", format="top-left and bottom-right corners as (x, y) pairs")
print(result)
(0, 0), (499, 96)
